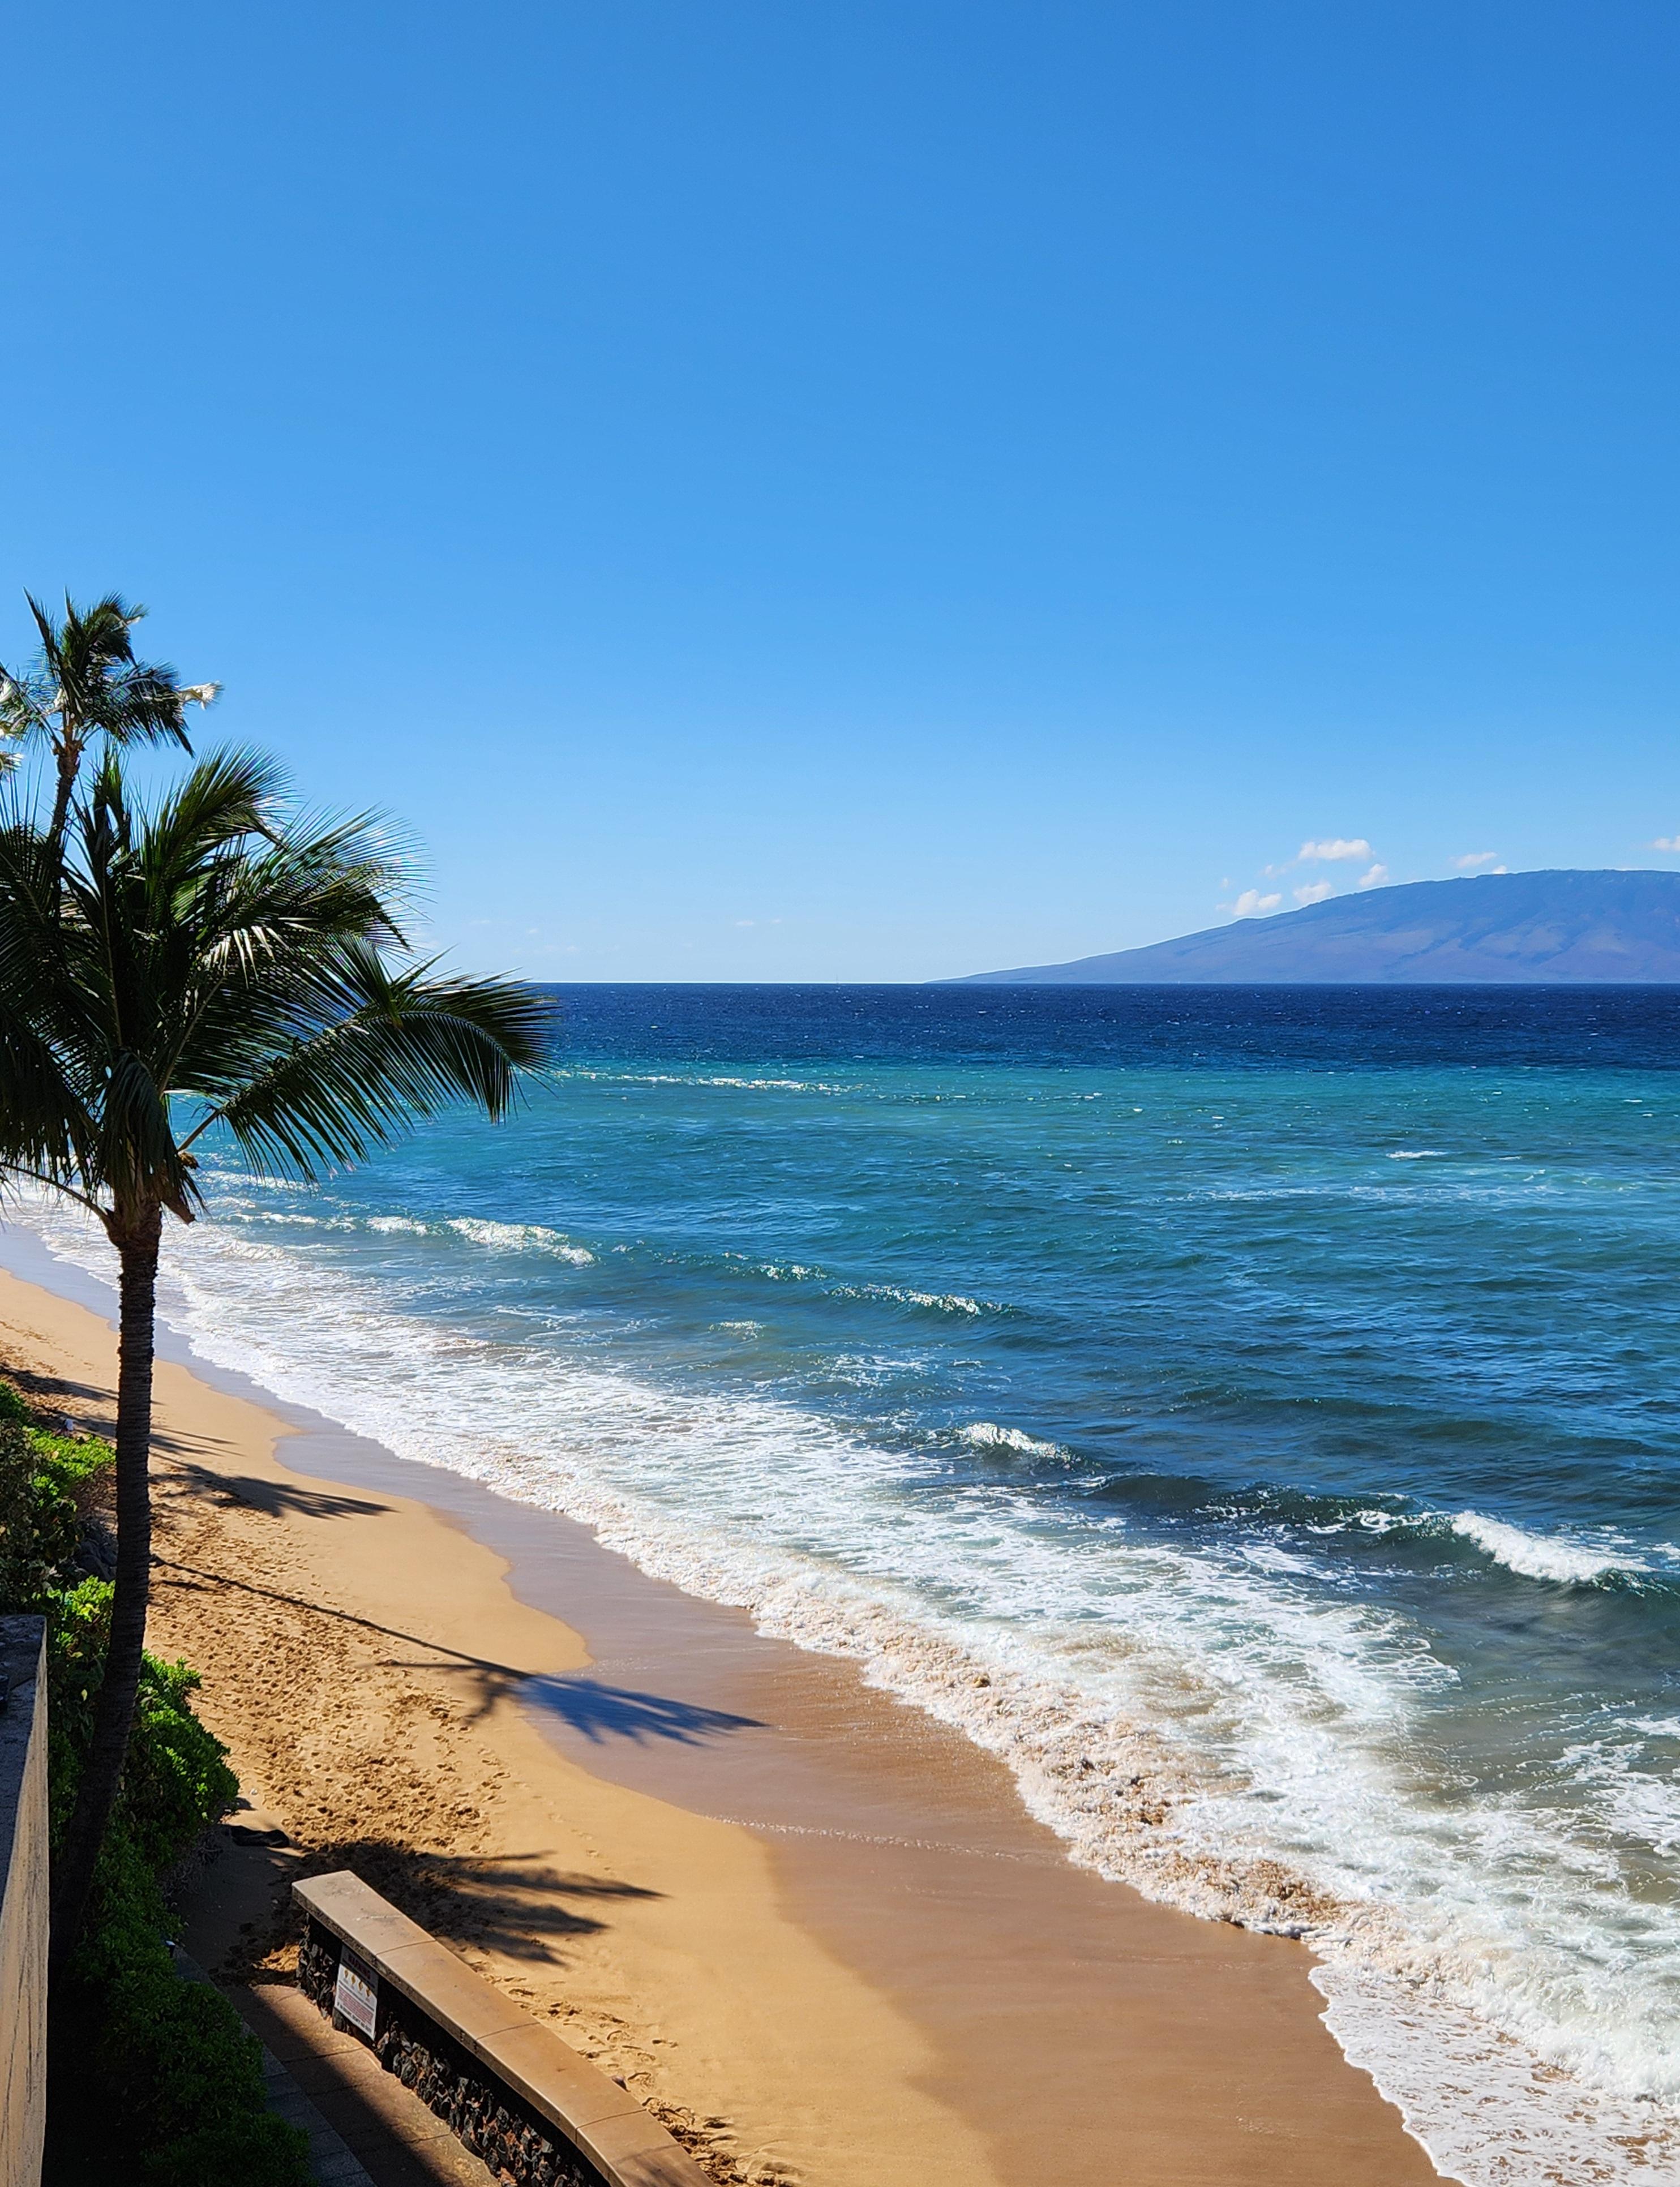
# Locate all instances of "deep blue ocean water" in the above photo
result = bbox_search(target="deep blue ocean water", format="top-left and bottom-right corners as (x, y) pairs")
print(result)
(22, 984), (1680, 2182)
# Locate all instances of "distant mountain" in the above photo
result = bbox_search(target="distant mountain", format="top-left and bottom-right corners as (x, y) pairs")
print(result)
(957, 870), (1680, 984)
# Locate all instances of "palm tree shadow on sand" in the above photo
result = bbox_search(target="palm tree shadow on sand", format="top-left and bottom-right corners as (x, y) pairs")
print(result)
(155, 1542), (769, 1751)
(296, 1842), (657, 1962)
(518, 1675), (762, 1747)
(211, 1836), (665, 1984)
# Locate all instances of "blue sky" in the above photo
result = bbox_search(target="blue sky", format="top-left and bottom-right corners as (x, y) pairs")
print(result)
(5, 2), (1679, 979)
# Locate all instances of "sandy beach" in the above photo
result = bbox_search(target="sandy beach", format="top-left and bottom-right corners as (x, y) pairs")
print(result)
(0, 1256), (1442, 2187)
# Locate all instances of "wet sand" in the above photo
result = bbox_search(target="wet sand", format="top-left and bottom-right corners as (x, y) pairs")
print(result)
(0, 1244), (1443, 2186)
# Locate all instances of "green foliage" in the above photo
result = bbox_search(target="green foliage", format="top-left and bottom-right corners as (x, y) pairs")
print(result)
(0, 1389), (308, 2186)
(0, 743), (554, 1227)
(0, 590), (213, 764)
(41, 1576), (111, 1833)
(0, 1404), (112, 1614)
(37, 1576), (232, 1860)
(122, 1652), (239, 1871)
(53, 1835), (308, 2186)
(0, 1421), (39, 1607)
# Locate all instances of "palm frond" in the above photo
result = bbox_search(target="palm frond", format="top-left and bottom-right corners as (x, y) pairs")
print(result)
(6, 591), (216, 786)
(0, 746), (552, 1223)
(212, 943), (556, 1176)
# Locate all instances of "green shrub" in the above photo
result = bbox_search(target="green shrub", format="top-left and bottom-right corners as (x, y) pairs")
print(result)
(123, 1652), (241, 1872)
(53, 1835), (308, 2186)
(37, 1578), (233, 1854)
(0, 1388), (308, 2186)
(0, 1405), (112, 1614)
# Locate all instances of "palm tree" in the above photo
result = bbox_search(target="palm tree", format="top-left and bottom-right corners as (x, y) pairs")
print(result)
(0, 746), (554, 1968)
(0, 592), (220, 837)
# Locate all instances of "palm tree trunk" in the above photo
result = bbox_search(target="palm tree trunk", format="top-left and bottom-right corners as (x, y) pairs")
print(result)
(48, 1207), (161, 1978)
(47, 744), (78, 839)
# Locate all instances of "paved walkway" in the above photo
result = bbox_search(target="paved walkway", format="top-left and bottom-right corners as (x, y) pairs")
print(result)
(174, 1808), (493, 2187)
(259, 2029), (378, 2187)
(237, 1980), (492, 2187)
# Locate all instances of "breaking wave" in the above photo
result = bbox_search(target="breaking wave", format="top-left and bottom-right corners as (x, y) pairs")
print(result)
(1449, 1511), (1661, 1589)
(446, 1217), (595, 1265)
(958, 1422), (1070, 1460)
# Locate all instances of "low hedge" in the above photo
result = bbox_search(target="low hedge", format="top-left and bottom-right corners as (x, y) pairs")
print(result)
(52, 1820), (310, 2185)
(0, 1380), (310, 2185)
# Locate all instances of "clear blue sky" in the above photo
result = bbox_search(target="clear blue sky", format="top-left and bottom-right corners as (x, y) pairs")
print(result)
(5, 2), (1678, 980)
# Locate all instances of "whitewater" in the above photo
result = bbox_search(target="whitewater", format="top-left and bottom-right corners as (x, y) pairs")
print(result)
(11, 983), (1680, 2185)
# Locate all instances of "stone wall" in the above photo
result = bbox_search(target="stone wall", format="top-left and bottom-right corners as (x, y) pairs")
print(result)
(0, 1617), (47, 2187)
(294, 1870), (710, 2187)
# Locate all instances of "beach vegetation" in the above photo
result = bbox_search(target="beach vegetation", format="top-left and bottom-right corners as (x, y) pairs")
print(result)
(0, 675), (554, 1970)
(0, 1390), (310, 2184)
(0, 1380), (111, 1609)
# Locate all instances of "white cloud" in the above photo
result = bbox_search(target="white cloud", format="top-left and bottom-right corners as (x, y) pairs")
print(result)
(1227, 889), (1283, 917)
(1652, 837), (1680, 853)
(1297, 837), (1373, 864)
(1293, 880), (1334, 905)
(1356, 863), (1390, 890)
(1454, 851), (1501, 872)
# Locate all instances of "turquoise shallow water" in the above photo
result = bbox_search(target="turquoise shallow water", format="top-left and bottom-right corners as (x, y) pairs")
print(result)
(20, 984), (1680, 2182)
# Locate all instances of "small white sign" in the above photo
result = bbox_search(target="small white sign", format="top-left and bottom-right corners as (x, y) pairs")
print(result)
(334, 1948), (379, 2040)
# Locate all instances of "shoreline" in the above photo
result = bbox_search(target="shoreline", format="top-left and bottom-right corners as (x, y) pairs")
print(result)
(0, 1241), (1442, 2186)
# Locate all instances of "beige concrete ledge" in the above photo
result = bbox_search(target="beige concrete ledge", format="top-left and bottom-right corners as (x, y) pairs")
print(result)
(294, 1871), (711, 2187)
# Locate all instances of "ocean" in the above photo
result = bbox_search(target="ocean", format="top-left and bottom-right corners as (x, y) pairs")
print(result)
(16, 984), (1680, 2184)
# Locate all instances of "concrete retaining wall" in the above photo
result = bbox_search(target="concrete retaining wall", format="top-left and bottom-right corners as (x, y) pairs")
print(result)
(0, 1617), (48, 2187)
(295, 1871), (710, 2187)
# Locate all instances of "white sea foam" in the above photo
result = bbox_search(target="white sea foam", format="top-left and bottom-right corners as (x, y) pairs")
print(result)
(556, 1070), (851, 1095)
(11, 1197), (1680, 2184)
(1389, 1149), (1448, 1160)
(755, 1262), (989, 1314)
(1451, 1511), (1648, 1588)
(1312, 1963), (1680, 2187)
(854, 1284), (985, 1315)
(958, 1422), (1069, 1460)
(1302, 1506), (1412, 1537)
(1303, 1507), (1668, 1592)
(1561, 1738), (1680, 1859)
(446, 1217), (595, 1266)
(1627, 1717), (1680, 1742)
